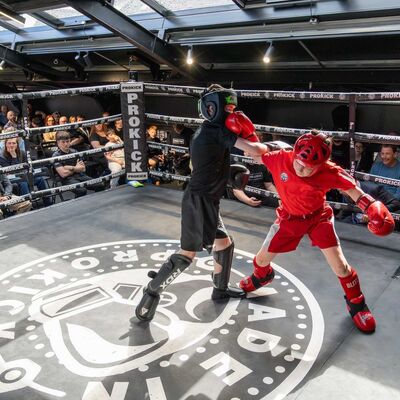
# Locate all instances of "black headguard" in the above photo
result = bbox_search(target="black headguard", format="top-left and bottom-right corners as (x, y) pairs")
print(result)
(198, 87), (238, 124)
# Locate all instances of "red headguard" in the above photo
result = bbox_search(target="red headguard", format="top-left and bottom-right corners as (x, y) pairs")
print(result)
(293, 130), (331, 167)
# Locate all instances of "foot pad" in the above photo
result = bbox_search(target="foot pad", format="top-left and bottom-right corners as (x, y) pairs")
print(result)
(212, 286), (246, 300)
(135, 291), (160, 321)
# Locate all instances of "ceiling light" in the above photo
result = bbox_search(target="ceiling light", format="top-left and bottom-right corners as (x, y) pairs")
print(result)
(83, 52), (93, 68)
(263, 42), (274, 64)
(186, 46), (193, 65)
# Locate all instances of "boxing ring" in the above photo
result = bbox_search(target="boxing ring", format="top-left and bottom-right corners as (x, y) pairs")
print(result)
(0, 83), (399, 400)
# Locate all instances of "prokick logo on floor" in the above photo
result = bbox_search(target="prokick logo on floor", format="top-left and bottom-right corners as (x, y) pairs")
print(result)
(0, 240), (324, 400)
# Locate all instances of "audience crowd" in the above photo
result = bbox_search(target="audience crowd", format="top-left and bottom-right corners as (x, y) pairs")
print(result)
(0, 102), (399, 233)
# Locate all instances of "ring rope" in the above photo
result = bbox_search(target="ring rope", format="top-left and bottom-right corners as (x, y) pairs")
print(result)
(148, 170), (400, 221)
(146, 113), (400, 145)
(0, 143), (124, 175)
(0, 170), (125, 210)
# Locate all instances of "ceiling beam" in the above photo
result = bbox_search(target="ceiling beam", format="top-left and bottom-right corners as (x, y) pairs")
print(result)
(140, 0), (173, 17)
(0, 43), (76, 81)
(0, 19), (20, 33)
(65, 0), (205, 81)
(30, 11), (64, 29)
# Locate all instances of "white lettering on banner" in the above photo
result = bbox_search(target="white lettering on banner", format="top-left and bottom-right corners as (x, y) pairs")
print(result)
(130, 151), (142, 161)
(128, 128), (140, 139)
(128, 117), (140, 127)
(381, 93), (400, 99)
(127, 105), (139, 114)
(130, 162), (142, 172)
(127, 93), (138, 102)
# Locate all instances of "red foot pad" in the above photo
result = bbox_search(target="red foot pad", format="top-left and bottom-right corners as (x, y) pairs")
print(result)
(240, 259), (275, 292)
(345, 294), (376, 333)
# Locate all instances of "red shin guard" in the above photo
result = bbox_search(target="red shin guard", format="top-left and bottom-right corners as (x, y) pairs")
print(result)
(339, 268), (376, 333)
(239, 257), (274, 292)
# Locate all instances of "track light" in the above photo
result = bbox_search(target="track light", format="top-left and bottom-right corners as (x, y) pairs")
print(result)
(263, 42), (274, 64)
(83, 52), (93, 68)
(186, 46), (193, 65)
(0, 60), (5, 70)
(74, 52), (86, 68)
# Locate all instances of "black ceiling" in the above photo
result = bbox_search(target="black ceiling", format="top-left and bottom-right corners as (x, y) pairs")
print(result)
(1, 0), (400, 91)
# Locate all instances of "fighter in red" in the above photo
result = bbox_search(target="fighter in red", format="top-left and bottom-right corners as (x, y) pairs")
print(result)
(235, 130), (394, 333)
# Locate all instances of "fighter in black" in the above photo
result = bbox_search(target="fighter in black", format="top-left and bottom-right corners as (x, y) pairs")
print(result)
(135, 84), (265, 322)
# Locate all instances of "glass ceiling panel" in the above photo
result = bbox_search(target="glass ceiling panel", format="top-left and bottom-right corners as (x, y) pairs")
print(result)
(46, 7), (84, 19)
(153, 0), (233, 12)
(114, 0), (153, 15)
(22, 14), (45, 28)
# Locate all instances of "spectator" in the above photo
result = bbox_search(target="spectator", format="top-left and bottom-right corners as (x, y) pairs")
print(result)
(52, 111), (60, 125)
(169, 123), (194, 177)
(354, 141), (373, 172)
(41, 115), (58, 157)
(0, 137), (52, 206)
(113, 118), (123, 140)
(0, 104), (8, 126)
(104, 129), (125, 188)
(0, 127), (25, 152)
(146, 125), (164, 170)
(369, 144), (400, 199)
(0, 172), (31, 219)
(4, 110), (19, 130)
(69, 116), (77, 124)
(53, 131), (104, 197)
(89, 123), (109, 175)
(227, 158), (278, 208)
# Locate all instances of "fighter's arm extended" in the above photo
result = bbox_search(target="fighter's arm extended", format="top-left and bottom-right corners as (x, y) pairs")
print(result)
(344, 186), (394, 236)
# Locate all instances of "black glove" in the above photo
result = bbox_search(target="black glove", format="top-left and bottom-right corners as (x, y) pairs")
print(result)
(229, 164), (250, 190)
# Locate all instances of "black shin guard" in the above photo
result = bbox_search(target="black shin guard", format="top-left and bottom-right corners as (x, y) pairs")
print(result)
(212, 239), (245, 300)
(135, 254), (192, 321)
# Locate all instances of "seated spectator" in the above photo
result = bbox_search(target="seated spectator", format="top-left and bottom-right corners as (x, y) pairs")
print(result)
(0, 104), (8, 126)
(0, 137), (52, 206)
(89, 123), (109, 175)
(104, 129), (125, 188)
(354, 141), (373, 172)
(369, 144), (400, 199)
(146, 125), (164, 169)
(52, 111), (61, 125)
(41, 115), (58, 157)
(113, 118), (124, 140)
(0, 172), (31, 219)
(69, 116), (77, 124)
(169, 123), (194, 177)
(226, 156), (278, 208)
(75, 115), (91, 140)
(374, 132), (400, 162)
(4, 110), (19, 130)
(0, 127), (25, 152)
(53, 131), (105, 197)
(331, 137), (350, 169)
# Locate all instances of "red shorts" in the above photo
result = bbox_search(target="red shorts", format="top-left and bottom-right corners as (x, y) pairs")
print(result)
(263, 206), (339, 253)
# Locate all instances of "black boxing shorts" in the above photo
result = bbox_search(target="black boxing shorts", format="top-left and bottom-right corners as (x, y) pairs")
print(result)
(180, 188), (228, 253)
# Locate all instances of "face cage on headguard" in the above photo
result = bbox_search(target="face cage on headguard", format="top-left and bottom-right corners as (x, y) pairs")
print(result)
(198, 89), (238, 123)
(293, 132), (331, 167)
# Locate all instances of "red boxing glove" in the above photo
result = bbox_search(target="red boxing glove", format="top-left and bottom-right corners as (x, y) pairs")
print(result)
(356, 194), (394, 236)
(225, 111), (259, 142)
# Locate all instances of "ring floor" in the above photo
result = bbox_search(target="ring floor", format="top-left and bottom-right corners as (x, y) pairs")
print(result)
(0, 185), (399, 400)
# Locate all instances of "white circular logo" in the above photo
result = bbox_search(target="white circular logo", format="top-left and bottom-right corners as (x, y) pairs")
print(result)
(0, 240), (324, 399)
